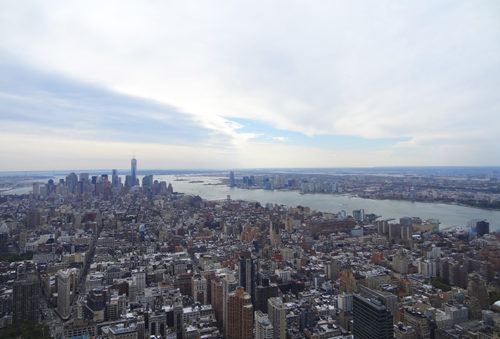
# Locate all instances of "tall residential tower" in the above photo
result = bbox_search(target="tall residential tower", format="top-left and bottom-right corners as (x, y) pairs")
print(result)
(226, 287), (253, 339)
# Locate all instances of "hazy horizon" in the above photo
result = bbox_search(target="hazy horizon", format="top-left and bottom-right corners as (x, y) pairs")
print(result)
(1, 165), (499, 176)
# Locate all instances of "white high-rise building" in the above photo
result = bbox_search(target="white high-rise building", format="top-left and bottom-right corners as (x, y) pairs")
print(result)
(393, 250), (409, 274)
(417, 259), (437, 279)
(255, 310), (273, 339)
(427, 245), (441, 259)
(338, 292), (353, 312)
(268, 297), (287, 339)
(132, 270), (146, 292)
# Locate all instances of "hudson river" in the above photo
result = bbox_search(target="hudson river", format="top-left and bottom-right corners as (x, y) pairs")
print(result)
(4, 174), (500, 232)
(156, 175), (500, 232)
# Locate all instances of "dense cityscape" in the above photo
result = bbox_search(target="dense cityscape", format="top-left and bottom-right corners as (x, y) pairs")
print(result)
(0, 159), (499, 338)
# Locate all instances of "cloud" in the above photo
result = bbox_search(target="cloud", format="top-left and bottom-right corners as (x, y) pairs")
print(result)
(272, 136), (288, 142)
(0, 1), (499, 168)
(0, 132), (240, 171)
(0, 57), (221, 146)
(3, 130), (488, 172)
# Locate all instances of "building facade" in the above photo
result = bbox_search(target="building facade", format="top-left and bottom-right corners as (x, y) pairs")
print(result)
(353, 294), (393, 339)
(226, 287), (253, 339)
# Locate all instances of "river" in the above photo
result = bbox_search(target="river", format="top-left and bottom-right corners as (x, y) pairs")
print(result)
(4, 174), (500, 231)
(155, 175), (500, 232)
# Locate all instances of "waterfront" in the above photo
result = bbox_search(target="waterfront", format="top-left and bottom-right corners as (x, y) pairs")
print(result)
(4, 174), (500, 231)
(159, 175), (500, 231)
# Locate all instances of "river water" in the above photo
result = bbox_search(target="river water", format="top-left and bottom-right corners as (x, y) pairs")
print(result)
(4, 174), (500, 231)
(156, 175), (500, 232)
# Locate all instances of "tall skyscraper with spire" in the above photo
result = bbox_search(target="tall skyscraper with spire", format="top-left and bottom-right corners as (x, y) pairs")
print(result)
(131, 157), (137, 186)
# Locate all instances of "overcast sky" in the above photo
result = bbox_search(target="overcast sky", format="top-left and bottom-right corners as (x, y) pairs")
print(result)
(1, 1), (499, 171)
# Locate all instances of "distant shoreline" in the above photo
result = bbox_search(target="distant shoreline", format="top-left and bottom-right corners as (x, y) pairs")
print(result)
(2, 172), (500, 215)
(222, 185), (500, 212)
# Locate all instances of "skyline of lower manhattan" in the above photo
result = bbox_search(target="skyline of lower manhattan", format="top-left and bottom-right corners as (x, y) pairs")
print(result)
(1, 2), (500, 338)
(8, 157), (500, 231)
(1, 1), (500, 170)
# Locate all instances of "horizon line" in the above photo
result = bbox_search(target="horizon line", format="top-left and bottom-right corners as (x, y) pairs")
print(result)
(1, 165), (500, 174)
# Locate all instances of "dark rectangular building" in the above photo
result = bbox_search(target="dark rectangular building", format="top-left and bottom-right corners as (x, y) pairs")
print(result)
(476, 220), (489, 237)
(353, 294), (393, 339)
(13, 274), (40, 323)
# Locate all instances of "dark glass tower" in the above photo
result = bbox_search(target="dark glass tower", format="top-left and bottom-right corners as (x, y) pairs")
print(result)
(239, 255), (255, 304)
(112, 169), (119, 187)
(229, 171), (235, 187)
(353, 294), (393, 339)
(476, 220), (490, 237)
(131, 158), (137, 186)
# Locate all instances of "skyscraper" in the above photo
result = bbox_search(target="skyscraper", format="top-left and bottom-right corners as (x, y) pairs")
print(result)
(66, 172), (78, 194)
(393, 250), (409, 274)
(210, 276), (224, 328)
(269, 220), (280, 248)
(84, 288), (106, 322)
(268, 297), (287, 339)
(142, 174), (153, 187)
(111, 169), (119, 187)
(239, 253), (255, 303)
(13, 274), (40, 323)
(255, 310), (274, 339)
(229, 171), (235, 187)
(338, 292), (353, 312)
(131, 157), (137, 186)
(125, 175), (134, 188)
(226, 287), (253, 339)
(32, 182), (40, 197)
(353, 294), (393, 339)
(222, 273), (238, 337)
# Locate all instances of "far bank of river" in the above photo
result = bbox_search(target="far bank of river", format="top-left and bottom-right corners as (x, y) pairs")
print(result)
(155, 175), (500, 232)
(4, 174), (500, 232)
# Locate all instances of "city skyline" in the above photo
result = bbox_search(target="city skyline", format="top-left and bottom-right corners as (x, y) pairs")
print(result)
(1, 1), (499, 170)
(1, 169), (498, 337)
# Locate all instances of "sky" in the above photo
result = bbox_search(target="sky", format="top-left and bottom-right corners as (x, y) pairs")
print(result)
(0, 1), (499, 171)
